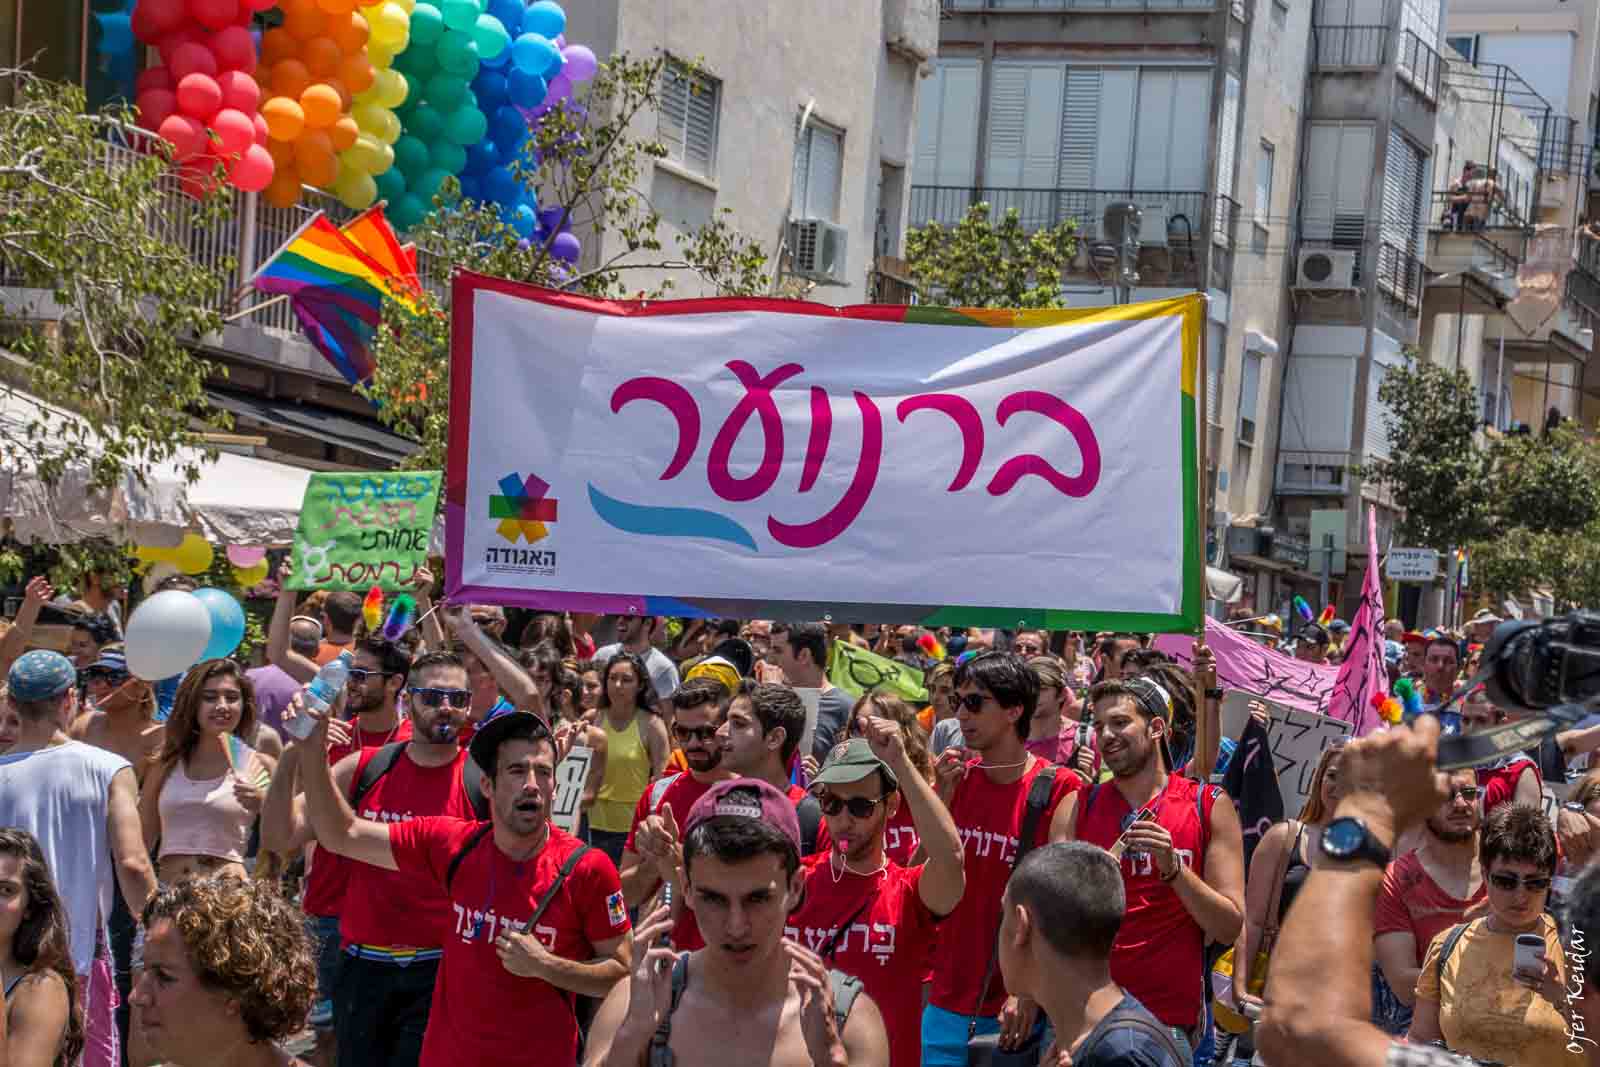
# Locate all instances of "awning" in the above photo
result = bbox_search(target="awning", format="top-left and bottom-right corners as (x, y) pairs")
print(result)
(1, 386), (312, 546)
(206, 390), (416, 464)
(1206, 565), (1244, 604)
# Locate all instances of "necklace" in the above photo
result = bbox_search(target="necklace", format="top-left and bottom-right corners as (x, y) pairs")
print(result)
(358, 721), (399, 748)
(829, 850), (888, 884)
(976, 758), (1029, 770)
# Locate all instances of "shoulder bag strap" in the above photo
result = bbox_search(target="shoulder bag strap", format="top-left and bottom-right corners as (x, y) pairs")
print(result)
(1435, 919), (1477, 985)
(828, 969), (863, 1032)
(444, 822), (496, 893)
(1258, 821), (1302, 955)
(1098, 1010), (1191, 1064)
(519, 844), (592, 934)
(817, 895), (876, 962)
(649, 954), (691, 1067)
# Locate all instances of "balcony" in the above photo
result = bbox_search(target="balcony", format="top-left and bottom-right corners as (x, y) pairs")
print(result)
(1481, 226), (1598, 367)
(1396, 30), (1442, 105)
(940, 0), (1216, 9)
(1276, 450), (1354, 497)
(1313, 25), (1388, 71)
(908, 185), (1234, 291)
(1375, 241), (1425, 312)
(1423, 189), (1523, 317)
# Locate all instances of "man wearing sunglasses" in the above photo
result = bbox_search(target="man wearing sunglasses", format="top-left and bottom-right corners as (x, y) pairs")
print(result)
(68, 649), (161, 784)
(297, 704), (631, 1067)
(786, 721), (964, 1067)
(1372, 768), (1485, 1035)
(277, 650), (481, 1067)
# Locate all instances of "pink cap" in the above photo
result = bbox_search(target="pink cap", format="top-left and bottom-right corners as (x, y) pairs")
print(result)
(683, 778), (801, 853)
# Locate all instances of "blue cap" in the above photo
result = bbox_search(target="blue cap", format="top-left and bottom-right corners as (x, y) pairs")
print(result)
(86, 649), (129, 676)
(1384, 640), (1404, 666)
(8, 649), (76, 702)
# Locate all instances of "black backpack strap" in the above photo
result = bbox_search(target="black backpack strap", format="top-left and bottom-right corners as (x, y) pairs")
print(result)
(461, 756), (490, 821)
(350, 742), (407, 810)
(444, 823), (495, 892)
(828, 969), (862, 1033)
(796, 793), (822, 857)
(649, 952), (692, 1067)
(520, 845), (591, 934)
(1095, 1009), (1191, 1064)
(1435, 920), (1476, 985)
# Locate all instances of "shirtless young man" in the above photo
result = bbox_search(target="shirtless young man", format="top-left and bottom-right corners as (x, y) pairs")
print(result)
(68, 649), (163, 781)
(584, 778), (890, 1067)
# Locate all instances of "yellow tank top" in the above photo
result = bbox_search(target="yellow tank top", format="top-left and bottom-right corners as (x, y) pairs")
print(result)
(590, 713), (652, 832)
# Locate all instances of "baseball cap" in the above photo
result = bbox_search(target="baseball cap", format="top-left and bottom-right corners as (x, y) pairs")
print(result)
(1401, 630), (1428, 646)
(1327, 619), (1351, 634)
(1123, 676), (1176, 769)
(84, 648), (130, 677)
(706, 637), (755, 678)
(685, 654), (742, 695)
(1469, 609), (1503, 625)
(811, 738), (899, 793)
(683, 778), (801, 854)
(1384, 640), (1404, 666)
(1298, 623), (1330, 647)
(467, 710), (552, 777)
(8, 649), (76, 702)
(1260, 614), (1283, 633)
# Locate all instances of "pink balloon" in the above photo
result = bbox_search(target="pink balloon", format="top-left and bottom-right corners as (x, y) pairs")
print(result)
(157, 25), (206, 69)
(138, 0), (187, 39)
(169, 40), (218, 81)
(158, 113), (208, 161)
(189, 0), (238, 31)
(215, 69), (260, 113)
(209, 26), (256, 73)
(210, 108), (255, 157)
(227, 143), (274, 192)
(252, 111), (269, 145)
(131, 4), (163, 45)
(136, 66), (173, 95)
(225, 545), (267, 567)
(136, 88), (178, 131)
(175, 72), (223, 119)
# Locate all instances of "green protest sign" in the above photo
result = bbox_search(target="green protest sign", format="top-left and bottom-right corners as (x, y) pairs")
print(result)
(827, 640), (929, 703)
(287, 472), (442, 591)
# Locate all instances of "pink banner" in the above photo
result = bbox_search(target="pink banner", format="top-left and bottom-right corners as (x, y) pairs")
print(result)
(1327, 507), (1388, 734)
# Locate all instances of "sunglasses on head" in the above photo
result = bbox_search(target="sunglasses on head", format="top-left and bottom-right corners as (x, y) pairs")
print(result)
(954, 692), (989, 714)
(409, 686), (471, 709)
(1488, 871), (1552, 893)
(672, 723), (720, 744)
(813, 791), (887, 818)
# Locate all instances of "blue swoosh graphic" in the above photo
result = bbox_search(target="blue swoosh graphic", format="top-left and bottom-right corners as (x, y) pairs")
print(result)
(587, 485), (759, 552)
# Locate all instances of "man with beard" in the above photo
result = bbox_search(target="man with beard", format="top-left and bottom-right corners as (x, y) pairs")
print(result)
(713, 681), (824, 854)
(1062, 677), (1245, 1049)
(786, 721), (964, 1067)
(297, 705), (631, 1067)
(620, 677), (733, 951)
(1419, 636), (1462, 722)
(923, 652), (1084, 1065)
(1371, 769), (1485, 1035)
(281, 651), (481, 1067)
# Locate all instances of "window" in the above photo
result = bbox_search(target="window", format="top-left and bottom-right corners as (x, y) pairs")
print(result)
(658, 59), (720, 178)
(1238, 350), (1263, 445)
(1255, 141), (1275, 223)
(912, 60), (981, 188)
(793, 120), (844, 222)
(1445, 35), (1477, 62)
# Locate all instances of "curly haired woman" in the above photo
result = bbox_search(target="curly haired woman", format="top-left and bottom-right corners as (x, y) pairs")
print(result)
(129, 877), (315, 1067)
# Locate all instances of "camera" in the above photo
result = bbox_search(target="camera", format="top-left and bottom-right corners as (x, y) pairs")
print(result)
(1481, 611), (1600, 713)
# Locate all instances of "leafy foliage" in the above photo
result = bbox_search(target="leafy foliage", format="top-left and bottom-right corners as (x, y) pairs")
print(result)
(365, 54), (770, 470)
(903, 204), (1077, 308)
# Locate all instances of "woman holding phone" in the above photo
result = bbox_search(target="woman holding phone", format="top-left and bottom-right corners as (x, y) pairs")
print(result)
(1406, 804), (1578, 1065)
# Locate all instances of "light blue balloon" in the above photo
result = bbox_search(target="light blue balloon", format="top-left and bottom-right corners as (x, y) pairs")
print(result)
(522, 0), (566, 39)
(94, 12), (135, 56)
(510, 202), (537, 235)
(511, 32), (558, 77)
(193, 587), (245, 661)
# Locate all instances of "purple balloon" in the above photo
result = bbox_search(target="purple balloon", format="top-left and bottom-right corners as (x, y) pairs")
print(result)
(517, 238), (533, 251)
(551, 231), (580, 263)
(562, 44), (596, 82)
(554, 34), (565, 48)
(546, 70), (573, 103)
(538, 205), (566, 234)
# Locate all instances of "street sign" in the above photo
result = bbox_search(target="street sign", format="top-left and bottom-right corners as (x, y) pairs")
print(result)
(1385, 547), (1439, 582)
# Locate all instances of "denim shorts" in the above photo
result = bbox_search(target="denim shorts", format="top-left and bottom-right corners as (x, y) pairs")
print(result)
(921, 1003), (1001, 1067)
(307, 913), (343, 1028)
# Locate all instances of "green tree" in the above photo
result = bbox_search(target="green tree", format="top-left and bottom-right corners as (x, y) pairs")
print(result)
(1487, 424), (1600, 534)
(903, 203), (1077, 308)
(365, 54), (770, 470)
(0, 72), (235, 491)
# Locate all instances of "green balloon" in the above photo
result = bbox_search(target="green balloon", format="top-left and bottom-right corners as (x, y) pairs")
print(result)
(442, 104), (487, 146)
(440, 0), (481, 33)
(430, 139), (467, 175)
(407, 102), (445, 143)
(374, 166), (407, 206)
(393, 135), (431, 179)
(410, 4), (445, 46)
(471, 13), (510, 59)
(425, 73), (469, 112)
(415, 167), (451, 204)
(435, 30), (481, 78)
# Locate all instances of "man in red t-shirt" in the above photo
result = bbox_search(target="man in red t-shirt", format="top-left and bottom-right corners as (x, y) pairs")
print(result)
(261, 635), (415, 1038)
(787, 722), (964, 1067)
(923, 652), (1084, 1066)
(297, 705), (631, 1067)
(284, 649), (480, 1067)
(712, 681), (825, 853)
(1063, 676), (1245, 1046)
(1373, 768), (1485, 1031)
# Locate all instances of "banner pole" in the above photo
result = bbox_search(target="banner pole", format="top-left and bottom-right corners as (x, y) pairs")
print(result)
(1192, 294), (1211, 781)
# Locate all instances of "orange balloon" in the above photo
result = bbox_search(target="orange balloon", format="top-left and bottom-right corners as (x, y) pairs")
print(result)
(329, 115), (359, 152)
(326, 11), (369, 52)
(327, 79), (351, 111)
(294, 129), (338, 186)
(271, 59), (312, 100)
(339, 54), (374, 95)
(264, 167), (302, 208)
(260, 28), (299, 66)
(300, 83), (342, 129)
(261, 96), (306, 141)
(302, 37), (342, 78)
(316, 0), (357, 13)
(266, 136), (297, 169)
(282, 1), (326, 41)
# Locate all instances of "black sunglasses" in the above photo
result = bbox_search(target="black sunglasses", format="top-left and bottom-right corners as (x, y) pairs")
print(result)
(409, 687), (471, 709)
(348, 668), (394, 684)
(1488, 872), (1552, 893)
(814, 791), (888, 819)
(80, 668), (129, 685)
(672, 723), (720, 744)
(954, 692), (989, 714)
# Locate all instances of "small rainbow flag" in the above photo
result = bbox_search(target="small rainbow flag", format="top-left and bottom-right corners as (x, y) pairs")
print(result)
(219, 733), (269, 790)
(340, 205), (423, 313)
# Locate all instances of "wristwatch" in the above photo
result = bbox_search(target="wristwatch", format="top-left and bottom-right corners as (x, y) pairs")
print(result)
(1204, 687), (1225, 700)
(1319, 816), (1393, 868)
(1564, 801), (1588, 815)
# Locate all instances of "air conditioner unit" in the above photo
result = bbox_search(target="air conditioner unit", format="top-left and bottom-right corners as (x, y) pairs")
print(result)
(1226, 526), (1261, 558)
(1136, 202), (1171, 248)
(1295, 248), (1357, 290)
(789, 218), (850, 285)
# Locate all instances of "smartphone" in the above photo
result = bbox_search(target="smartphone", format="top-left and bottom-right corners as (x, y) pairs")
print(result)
(1514, 933), (1545, 980)
(1109, 806), (1157, 860)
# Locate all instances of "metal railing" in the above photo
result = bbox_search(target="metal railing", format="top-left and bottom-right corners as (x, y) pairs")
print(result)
(1375, 241), (1425, 310)
(1313, 25), (1389, 70)
(1429, 188), (1528, 234)
(909, 185), (1216, 239)
(1212, 194), (1240, 284)
(1397, 29), (1442, 103)
(1567, 265), (1600, 325)
(941, 0), (1215, 9)
(1580, 234), (1600, 279)
(1276, 450), (1354, 496)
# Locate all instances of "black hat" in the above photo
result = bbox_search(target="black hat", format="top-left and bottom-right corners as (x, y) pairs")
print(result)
(1299, 623), (1330, 647)
(706, 637), (755, 678)
(467, 710), (552, 777)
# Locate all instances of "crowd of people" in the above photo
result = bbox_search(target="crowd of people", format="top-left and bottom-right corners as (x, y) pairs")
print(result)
(3, 562), (1600, 1067)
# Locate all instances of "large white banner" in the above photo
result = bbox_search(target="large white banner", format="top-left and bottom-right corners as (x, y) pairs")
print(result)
(445, 275), (1203, 629)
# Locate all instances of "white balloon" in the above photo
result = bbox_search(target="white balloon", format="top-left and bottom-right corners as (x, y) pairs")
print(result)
(125, 590), (213, 681)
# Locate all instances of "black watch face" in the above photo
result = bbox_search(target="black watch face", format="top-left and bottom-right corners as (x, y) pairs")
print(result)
(1323, 818), (1365, 858)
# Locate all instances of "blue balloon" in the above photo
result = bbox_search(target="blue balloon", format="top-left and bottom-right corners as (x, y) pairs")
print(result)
(475, 70), (509, 110)
(487, 0), (524, 32)
(193, 587), (245, 661)
(484, 165), (520, 205)
(465, 140), (502, 173)
(491, 104), (526, 149)
(522, 0), (565, 38)
(459, 172), (483, 201)
(510, 204), (537, 236)
(94, 11), (134, 56)
(551, 230), (581, 264)
(507, 67), (546, 108)
(511, 32), (558, 76)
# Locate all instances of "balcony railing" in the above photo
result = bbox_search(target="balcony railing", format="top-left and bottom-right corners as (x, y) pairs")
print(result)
(1276, 450), (1354, 496)
(909, 185), (1216, 241)
(1375, 241), (1425, 310)
(1397, 29), (1442, 103)
(941, 0), (1215, 10)
(1429, 187), (1528, 234)
(1314, 24), (1389, 70)
(1567, 265), (1600, 327)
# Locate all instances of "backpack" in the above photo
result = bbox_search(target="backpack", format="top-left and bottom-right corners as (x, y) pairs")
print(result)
(350, 741), (490, 822)
(647, 953), (862, 1067)
(1075, 1000), (1192, 1066)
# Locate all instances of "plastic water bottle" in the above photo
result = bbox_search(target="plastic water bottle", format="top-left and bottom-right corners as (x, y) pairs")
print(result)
(285, 650), (353, 740)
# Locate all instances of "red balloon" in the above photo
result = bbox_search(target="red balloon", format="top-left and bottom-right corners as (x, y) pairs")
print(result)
(137, 0), (187, 38)
(216, 70), (260, 113)
(178, 158), (221, 200)
(209, 26), (256, 73)
(227, 143), (275, 192)
(136, 87), (178, 130)
(244, 0), (277, 10)
(158, 113), (208, 161)
(189, 0), (238, 31)
(131, 4), (162, 45)
(157, 25), (206, 69)
(175, 73), (223, 119)
(252, 112), (269, 145)
(210, 108), (255, 157)
(168, 40), (218, 81)
(135, 66), (173, 95)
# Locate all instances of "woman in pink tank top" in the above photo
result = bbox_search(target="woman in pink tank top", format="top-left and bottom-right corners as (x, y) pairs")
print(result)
(137, 660), (278, 884)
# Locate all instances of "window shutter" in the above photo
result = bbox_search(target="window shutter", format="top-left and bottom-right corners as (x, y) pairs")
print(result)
(1238, 351), (1263, 444)
(1208, 321), (1223, 424)
(1059, 69), (1101, 189)
(684, 73), (717, 175)
(913, 60), (980, 188)
(985, 65), (1029, 188)
(804, 126), (843, 221)
(658, 64), (690, 167)
(1214, 74), (1241, 240)
(1364, 360), (1393, 460)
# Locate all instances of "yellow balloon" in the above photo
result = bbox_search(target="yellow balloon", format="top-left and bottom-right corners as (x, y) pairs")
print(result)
(233, 561), (270, 587)
(367, 2), (409, 49)
(367, 41), (395, 69)
(134, 543), (180, 564)
(391, 0), (415, 13)
(373, 108), (401, 145)
(173, 533), (214, 575)
(372, 68), (408, 110)
(343, 132), (385, 173)
(335, 168), (378, 210)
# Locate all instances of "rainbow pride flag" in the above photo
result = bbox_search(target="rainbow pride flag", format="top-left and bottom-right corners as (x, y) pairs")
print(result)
(340, 205), (423, 313)
(218, 732), (269, 790)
